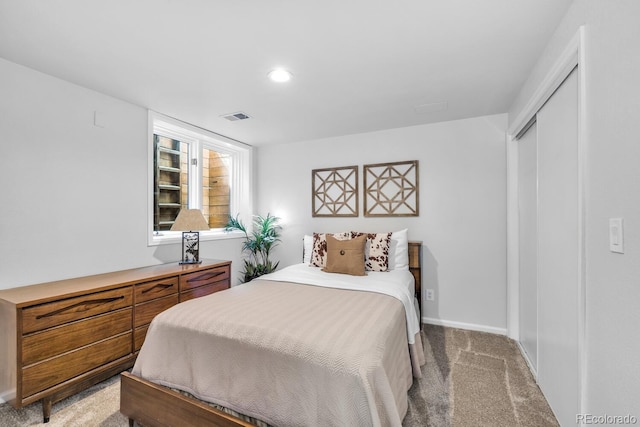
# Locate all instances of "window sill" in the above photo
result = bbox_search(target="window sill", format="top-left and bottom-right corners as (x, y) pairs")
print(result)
(148, 229), (245, 246)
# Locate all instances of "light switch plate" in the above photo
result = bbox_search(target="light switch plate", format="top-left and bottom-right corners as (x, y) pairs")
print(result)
(609, 218), (624, 253)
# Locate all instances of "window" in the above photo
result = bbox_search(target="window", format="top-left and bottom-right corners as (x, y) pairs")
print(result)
(149, 111), (252, 245)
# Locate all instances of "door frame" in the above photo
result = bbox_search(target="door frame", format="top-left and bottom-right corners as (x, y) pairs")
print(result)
(506, 26), (586, 412)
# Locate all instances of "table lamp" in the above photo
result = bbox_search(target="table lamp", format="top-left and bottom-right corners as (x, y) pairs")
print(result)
(170, 209), (210, 264)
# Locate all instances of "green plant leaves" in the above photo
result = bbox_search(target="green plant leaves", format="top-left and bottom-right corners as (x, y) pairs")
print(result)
(226, 213), (282, 283)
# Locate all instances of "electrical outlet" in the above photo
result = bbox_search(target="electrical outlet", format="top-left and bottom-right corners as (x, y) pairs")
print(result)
(426, 289), (435, 301)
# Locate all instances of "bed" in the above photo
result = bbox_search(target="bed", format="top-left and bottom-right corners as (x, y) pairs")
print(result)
(121, 232), (424, 427)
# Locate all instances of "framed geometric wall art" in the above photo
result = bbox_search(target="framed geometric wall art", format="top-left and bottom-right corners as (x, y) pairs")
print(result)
(312, 165), (359, 217)
(363, 160), (419, 217)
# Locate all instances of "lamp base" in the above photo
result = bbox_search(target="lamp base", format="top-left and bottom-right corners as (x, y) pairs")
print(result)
(179, 260), (203, 265)
(178, 231), (201, 265)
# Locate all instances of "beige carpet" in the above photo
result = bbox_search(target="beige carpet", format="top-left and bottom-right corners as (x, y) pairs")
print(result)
(403, 325), (558, 427)
(0, 325), (558, 426)
(0, 374), (125, 427)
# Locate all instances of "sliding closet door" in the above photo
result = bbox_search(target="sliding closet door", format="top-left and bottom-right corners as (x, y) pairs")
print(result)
(518, 123), (538, 371)
(536, 67), (579, 426)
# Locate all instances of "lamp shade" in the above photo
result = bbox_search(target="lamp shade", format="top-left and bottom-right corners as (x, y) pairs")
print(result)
(170, 209), (210, 231)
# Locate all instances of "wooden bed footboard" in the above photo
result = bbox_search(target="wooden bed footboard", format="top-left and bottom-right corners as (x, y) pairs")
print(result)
(120, 371), (255, 427)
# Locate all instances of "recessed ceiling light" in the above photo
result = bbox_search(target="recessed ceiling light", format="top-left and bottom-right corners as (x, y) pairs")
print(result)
(268, 68), (293, 83)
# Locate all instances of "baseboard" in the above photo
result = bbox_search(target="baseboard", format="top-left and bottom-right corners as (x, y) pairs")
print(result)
(0, 387), (15, 405)
(516, 340), (538, 379)
(422, 317), (507, 336)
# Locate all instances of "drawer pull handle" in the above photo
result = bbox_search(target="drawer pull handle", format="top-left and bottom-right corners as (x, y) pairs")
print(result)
(187, 271), (224, 283)
(36, 296), (125, 319)
(141, 283), (175, 294)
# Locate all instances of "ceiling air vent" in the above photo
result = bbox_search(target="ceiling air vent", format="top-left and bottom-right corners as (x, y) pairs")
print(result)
(221, 112), (251, 121)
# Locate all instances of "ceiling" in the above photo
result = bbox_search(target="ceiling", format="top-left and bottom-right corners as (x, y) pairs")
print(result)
(0, 0), (572, 146)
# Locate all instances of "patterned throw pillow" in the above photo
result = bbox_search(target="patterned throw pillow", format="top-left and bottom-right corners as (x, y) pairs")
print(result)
(310, 232), (351, 267)
(350, 232), (392, 272)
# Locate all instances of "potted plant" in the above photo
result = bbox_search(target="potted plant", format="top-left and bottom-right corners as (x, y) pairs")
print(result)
(225, 213), (282, 282)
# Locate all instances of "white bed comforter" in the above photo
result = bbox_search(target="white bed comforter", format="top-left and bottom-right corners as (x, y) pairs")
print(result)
(260, 263), (420, 344)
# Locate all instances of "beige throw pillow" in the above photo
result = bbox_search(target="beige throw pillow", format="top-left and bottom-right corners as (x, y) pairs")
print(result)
(322, 235), (367, 276)
(310, 232), (351, 267)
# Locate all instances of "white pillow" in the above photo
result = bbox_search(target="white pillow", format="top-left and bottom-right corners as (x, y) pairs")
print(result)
(388, 229), (409, 271)
(303, 234), (313, 264)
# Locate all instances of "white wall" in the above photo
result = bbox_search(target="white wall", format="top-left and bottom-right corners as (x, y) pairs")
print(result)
(256, 114), (508, 332)
(0, 58), (245, 290)
(508, 0), (640, 419)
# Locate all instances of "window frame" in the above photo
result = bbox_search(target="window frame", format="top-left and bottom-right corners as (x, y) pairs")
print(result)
(148, 111), (252, 246)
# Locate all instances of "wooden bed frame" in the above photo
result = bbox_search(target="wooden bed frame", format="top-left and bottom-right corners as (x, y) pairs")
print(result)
(120, 241), (423, 427)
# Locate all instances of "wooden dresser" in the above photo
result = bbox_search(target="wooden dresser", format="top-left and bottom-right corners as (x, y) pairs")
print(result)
(0, 259), (230, 423)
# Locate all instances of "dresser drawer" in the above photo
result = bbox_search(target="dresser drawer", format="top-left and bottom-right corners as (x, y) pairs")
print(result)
(135, 277), (178, 304)
(180, 266), (229, 291)
(134, 325), (149, 352)
(22, 287), (132, 334)
(22, 308), (132, 366)
(21, 332), (132, 398)
(180, 281), (229, 302)
(134, 293), (178, 328)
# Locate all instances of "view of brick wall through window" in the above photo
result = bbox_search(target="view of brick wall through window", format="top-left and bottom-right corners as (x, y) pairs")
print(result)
(154, 134), (230, 231)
